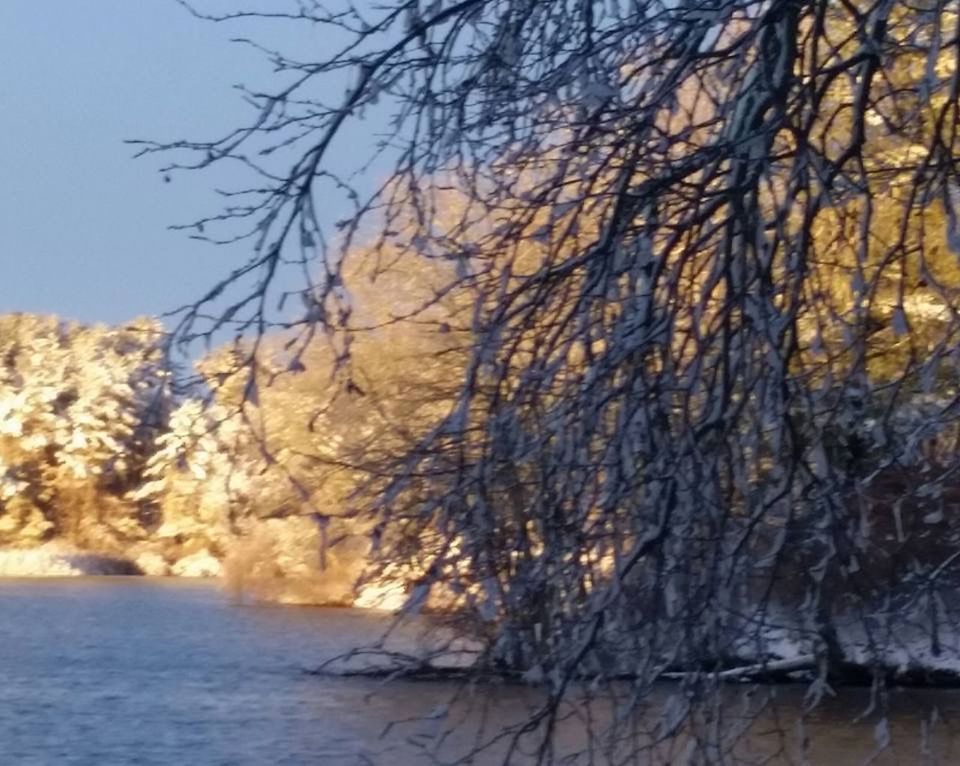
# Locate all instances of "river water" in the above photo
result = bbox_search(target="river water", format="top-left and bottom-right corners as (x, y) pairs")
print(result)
(0, 578), (959, 765)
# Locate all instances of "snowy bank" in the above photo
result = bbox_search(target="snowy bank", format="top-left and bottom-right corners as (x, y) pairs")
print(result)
(0, 544), (139, 576)
(0, 545), (225, 578)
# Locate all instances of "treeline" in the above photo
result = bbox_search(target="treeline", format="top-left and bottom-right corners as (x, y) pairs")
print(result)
(0, 254), (463, 593)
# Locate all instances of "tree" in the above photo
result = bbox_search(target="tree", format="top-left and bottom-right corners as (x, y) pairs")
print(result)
(142, 0), (960, 760)
(0, 314), (172, 548)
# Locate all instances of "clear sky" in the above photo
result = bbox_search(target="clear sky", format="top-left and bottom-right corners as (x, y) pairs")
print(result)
(0, 2), (362, 327)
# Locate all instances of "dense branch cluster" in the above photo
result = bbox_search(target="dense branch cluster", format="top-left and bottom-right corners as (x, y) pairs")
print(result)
(140, 0), (960, 760)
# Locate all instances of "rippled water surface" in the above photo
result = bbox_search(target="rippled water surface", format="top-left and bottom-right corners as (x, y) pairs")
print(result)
(2, 578), (960, 765)
(0, 578), (480, 765)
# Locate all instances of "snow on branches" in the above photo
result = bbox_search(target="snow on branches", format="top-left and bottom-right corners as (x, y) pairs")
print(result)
(145, 0), (960, 758)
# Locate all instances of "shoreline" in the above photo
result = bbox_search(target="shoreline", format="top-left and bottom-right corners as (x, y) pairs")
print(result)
(0, 544), (405, 610)
(0, 544), (143, 577)
(8, 546), (960, 688)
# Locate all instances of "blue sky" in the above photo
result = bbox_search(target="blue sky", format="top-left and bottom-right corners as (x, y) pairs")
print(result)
(0, 2), (363, 327)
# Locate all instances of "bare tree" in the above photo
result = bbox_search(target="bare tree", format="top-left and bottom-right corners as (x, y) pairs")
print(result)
(139, 0), (960, 761)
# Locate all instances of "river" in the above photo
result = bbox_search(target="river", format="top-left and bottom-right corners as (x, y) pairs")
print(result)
(0, 578), (958, 764)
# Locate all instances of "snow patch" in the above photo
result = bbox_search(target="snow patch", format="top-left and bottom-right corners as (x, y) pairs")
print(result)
(0, 544), (137, 576)
(354, 580), (407, 611)
(170, 549), (222, 577)
(135, 551), (170, 576)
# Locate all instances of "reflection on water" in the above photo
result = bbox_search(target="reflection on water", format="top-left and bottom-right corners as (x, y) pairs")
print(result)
(0, 578), (958, 764)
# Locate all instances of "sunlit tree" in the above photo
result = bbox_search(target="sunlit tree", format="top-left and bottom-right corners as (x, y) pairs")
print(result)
(0, 314), (171, 548)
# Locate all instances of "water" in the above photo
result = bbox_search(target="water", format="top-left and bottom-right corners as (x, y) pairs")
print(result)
(0, 578), (959, 765)
(0, 578), (543, 765)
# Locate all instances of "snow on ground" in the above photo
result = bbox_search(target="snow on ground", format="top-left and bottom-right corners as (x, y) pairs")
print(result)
(353, 580), (407, 611)
(725, 604), (960, 678)
(0, 544), (137, 576)
(170, 549), (221, 577)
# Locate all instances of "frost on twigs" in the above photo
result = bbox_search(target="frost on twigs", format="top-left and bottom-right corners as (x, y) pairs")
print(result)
(153, 0), (960, 760)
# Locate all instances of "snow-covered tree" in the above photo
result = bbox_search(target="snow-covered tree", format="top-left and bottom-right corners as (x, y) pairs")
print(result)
(0, 314), (172, 548)
(132, 398), (252, 550)
(194, 250), (466, 599)
(143, 1), (960, 759)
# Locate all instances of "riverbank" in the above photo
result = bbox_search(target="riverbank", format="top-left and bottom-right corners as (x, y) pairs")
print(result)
(0, 544), (142, 577)
(0, 543), (221, 578)
(8, 544), (960, 686)
(0, 543), (407, 611)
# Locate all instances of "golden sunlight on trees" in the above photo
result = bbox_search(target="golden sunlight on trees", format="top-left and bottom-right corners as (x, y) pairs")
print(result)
(205, 246), (469, 604)
(0, 314), (170, 550)
(0, 241), (467, 595)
